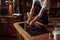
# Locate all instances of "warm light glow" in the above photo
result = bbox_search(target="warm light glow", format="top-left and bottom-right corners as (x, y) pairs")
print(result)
(9, 0), (13, 15)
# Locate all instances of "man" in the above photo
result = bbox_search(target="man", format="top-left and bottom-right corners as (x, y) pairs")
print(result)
(27, 0), (50, 28)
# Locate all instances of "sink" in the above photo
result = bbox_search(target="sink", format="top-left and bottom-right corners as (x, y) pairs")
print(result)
(17, 22), (49, 36)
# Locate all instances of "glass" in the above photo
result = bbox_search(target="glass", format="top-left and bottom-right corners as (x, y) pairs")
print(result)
(53, 27), (60, 40)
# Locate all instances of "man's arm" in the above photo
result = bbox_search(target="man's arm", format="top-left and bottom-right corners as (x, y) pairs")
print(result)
(27, 3), (35, 22)
(31, 7), (45, 22)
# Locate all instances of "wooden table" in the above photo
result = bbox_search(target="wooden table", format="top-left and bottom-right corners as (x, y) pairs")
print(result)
(14, 22), (54, 40)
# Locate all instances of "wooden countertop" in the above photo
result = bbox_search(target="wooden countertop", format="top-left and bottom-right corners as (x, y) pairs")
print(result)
(14, 22), (54, 40)
(32, 33), (54, 40)
(0, 15), (18, 18)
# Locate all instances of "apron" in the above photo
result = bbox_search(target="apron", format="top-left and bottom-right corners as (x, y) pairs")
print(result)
(34, 0), (48, 24)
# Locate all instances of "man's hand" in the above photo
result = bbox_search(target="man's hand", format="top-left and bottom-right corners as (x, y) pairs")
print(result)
(29, 20), (34, 26)
(26, 17), (34, 28)
(27, 17), (36, 28)
(26, 20), (34, 28)
(26, 16), (38, 28)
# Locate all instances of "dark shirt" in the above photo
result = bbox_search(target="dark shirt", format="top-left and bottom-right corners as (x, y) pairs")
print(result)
(34, 0), (48, 24)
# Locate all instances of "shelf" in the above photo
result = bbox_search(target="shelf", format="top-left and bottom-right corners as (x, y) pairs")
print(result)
(0, 15), (21, 18)
(48, 17), (60, 22)
(50, 7), (60, 9)
(49, 17), (60, 19)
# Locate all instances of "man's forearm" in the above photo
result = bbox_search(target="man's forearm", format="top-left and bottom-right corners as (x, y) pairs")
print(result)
(31, 8), (45, 22)
(28, 5), (35, 21)
(37, 8), (45, 18)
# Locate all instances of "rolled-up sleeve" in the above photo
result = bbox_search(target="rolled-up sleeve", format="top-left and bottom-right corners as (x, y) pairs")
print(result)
(33, 0), (36, 5)
(42, 0), (50, 10)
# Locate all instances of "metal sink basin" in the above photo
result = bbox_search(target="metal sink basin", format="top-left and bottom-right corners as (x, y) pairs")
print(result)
(14, 21), (49, 36)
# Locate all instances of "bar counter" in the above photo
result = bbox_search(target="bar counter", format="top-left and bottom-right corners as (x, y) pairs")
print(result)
(14, 22), (54, 40)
